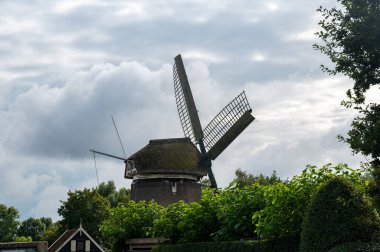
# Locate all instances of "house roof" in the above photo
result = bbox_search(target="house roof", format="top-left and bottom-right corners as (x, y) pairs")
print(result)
(48, 225), (105, 252)
(48, 229), (77, 252)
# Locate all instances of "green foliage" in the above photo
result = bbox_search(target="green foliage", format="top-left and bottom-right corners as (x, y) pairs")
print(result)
(41, 222), (61, 246)
(300, 177), (380, 252)
(58, 188), (110, 242)
(97, 181), (130, 207)
(177, 189), (220, 243)
(153, 237), (299, 252)
(153, 189), (220, 243)
(213, 184), (266, 241)
(231, 169), (281, 189)
(314, 0), (380, 104)
(253, 164), (366, 239)
(99, 165), (372, 250)
(100, 200), (164, 250)
(153, 201), (189, 243)
(338, 104), (380, 160)
(18, 217), (52, 241)
(0, 203), (19, 242)
(15, 236), (33, 242)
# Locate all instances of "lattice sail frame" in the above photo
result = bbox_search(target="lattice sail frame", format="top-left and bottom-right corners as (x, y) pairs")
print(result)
(174, 54), (254, 161)
(173, 55), (203, 144)
(174, 70), (194, 143)
(203, 91), (254, 160)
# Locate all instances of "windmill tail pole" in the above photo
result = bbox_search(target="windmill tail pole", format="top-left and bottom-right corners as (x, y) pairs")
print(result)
(89, 149), (126, 161)
(198, 139), (218, 188)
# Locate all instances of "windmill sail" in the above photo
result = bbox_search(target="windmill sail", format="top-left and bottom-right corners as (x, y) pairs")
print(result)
(203, 91), (255, 160)
(173, 54), (255, 189)
(173, 54), (203, 143)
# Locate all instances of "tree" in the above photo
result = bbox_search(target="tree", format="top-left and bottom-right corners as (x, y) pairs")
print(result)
(97, 181), (130, 207)
(315, 0), (380, 189)
(18, 217), (52, 241)
(41, 221), (61, 246)
(231, 169), (281, 188)
(315, 0), (380, 104)
(0, 203), (19, 242)
(58, 188), (110, 242)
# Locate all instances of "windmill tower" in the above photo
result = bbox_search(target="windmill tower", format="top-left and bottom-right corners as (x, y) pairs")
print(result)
(123, 54), (255, 204)
(125, 138), (207, 205)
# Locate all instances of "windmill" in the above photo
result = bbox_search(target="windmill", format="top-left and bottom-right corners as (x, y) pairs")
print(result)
(173, 54), (255, 188)
(91, 54), (255, 205)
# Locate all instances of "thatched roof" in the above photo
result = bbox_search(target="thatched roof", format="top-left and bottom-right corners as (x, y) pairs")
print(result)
(125, 138), (207, 178)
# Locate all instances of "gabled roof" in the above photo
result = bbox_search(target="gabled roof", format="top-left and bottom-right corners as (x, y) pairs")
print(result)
(48, 229), (76, 252)
(48, 225), (105, 252)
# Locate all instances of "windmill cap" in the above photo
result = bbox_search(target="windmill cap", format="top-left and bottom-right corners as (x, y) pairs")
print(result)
(125, 137), (207, 179)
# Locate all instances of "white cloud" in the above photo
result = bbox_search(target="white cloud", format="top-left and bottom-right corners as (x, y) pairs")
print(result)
(267, 3), (280, 12)
(0, 17), (43, 35)
(32, 184), (69, 221)
(182, 50), (226, 64)
(285, 29), (317, 42)
(116, 2), (147, 19)
(250, 53), (266, 62)
(53, 0), (102, 14)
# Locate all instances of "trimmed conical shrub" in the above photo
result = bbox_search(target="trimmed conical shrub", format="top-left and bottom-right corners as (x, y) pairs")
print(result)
(300, 177), (380, 252)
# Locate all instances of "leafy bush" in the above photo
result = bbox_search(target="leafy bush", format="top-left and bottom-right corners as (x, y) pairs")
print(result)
(154, 184), (266, 243)
(253, 164), (367, 239)
(300, 177), (380, 252)
(15, 236), (32, 242)
(153, 201), (188, 243)
(100, 200), (164, 251)
(154, 188), (220, 243)
(213, 183), (266, 241)
(100, 164), (371, 250)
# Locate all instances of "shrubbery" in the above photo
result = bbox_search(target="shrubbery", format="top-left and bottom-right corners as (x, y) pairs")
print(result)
(253, 163), (366, 239)
(300, 177), (380, 252)
(99, 163), (374, 251)
(213, 183), (266, 241)
(99, 200), (164, 250)
(153, 188), (220, 243)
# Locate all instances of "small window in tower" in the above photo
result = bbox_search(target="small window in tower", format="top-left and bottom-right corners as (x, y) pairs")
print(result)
(171, 182), (177, 194)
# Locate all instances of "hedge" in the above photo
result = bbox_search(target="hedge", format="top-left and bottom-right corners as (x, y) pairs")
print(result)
(300, 177), (380, 252)
(328, 242), (380, 252)
(152, 236), (299, 252)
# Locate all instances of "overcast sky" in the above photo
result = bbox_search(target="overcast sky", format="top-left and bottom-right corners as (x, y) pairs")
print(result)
(0, 0), (371, 221)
